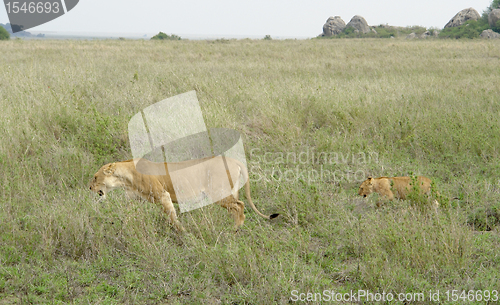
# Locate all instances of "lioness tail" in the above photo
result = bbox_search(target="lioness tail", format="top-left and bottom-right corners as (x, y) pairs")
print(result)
(241, 164), (279, 219)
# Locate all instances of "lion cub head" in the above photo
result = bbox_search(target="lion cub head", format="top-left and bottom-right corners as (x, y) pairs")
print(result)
(89, 163), (123, 198)
(358, 176), (375, 198)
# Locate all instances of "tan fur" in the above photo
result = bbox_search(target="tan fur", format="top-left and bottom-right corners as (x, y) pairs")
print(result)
(89, 157), (277, 232)
(358, 176), (436, 207)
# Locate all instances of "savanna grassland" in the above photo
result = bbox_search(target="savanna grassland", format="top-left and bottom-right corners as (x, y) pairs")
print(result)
(1, 38), (500, 304)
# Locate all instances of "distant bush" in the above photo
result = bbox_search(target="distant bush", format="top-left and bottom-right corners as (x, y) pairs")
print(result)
(494, 20), (500, 33)
(484, 0), (500, 18)
(151, 32), (181, 40)
(479, 0), (500, 34)
(263, 35), (272, 40)
(340, 26), (358, 38)
(370, 27), (395, 38)
(211, 38), (231, 43)
(0, 26), (9, 40)
(438, 20), (490, 39)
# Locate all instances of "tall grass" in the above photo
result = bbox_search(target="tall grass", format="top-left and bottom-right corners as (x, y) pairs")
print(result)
(0, 38), (499, 303)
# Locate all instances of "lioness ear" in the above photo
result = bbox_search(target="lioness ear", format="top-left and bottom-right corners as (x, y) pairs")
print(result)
(103, 163), (116, 175)
(367, 176), (373, 184)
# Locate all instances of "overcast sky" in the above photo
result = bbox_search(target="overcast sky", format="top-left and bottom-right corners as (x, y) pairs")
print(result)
(0, 0), (494, 38)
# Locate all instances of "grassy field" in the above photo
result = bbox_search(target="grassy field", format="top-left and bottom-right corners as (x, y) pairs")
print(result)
(1, 38), (500, 304)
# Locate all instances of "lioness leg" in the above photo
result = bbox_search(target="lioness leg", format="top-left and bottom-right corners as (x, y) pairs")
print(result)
(217, 196), (245, 228)
(160, 191), (185, 232)
(234, 200), (245, 227)
(376, 191), (394, 207)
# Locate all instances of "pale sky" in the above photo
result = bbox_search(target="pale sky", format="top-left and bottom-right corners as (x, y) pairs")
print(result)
(0, 0), (494, 38)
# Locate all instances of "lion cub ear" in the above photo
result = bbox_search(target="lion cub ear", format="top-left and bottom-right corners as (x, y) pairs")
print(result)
(367, 176), (373, 184)
(103, 163), (116, 175)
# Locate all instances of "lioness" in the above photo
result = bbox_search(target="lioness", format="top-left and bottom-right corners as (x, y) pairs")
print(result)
(358, 176), (437, 207)
(90, 157), (278, 232)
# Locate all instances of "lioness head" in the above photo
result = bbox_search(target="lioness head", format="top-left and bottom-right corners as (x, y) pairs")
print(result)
(358, 177), (374, 198)
(89, 163), (122, 199)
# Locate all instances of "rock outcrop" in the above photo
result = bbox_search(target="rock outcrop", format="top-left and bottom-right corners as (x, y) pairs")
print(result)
(480, 29), (500, 39)
(322, 16), (346, 36)
(346, 15), (371, 34)
(420, 31), (430, 38)
(489, 9), (500, 28)
(406, 33), (417, 39)
(406, 31), (439, 39)
(444, 7), (480, 28)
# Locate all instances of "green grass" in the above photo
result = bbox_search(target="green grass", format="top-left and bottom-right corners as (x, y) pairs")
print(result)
(1, 38), (500, 304)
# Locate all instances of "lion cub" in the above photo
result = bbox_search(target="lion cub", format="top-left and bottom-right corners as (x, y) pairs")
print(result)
(358, 176), (438, 207)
